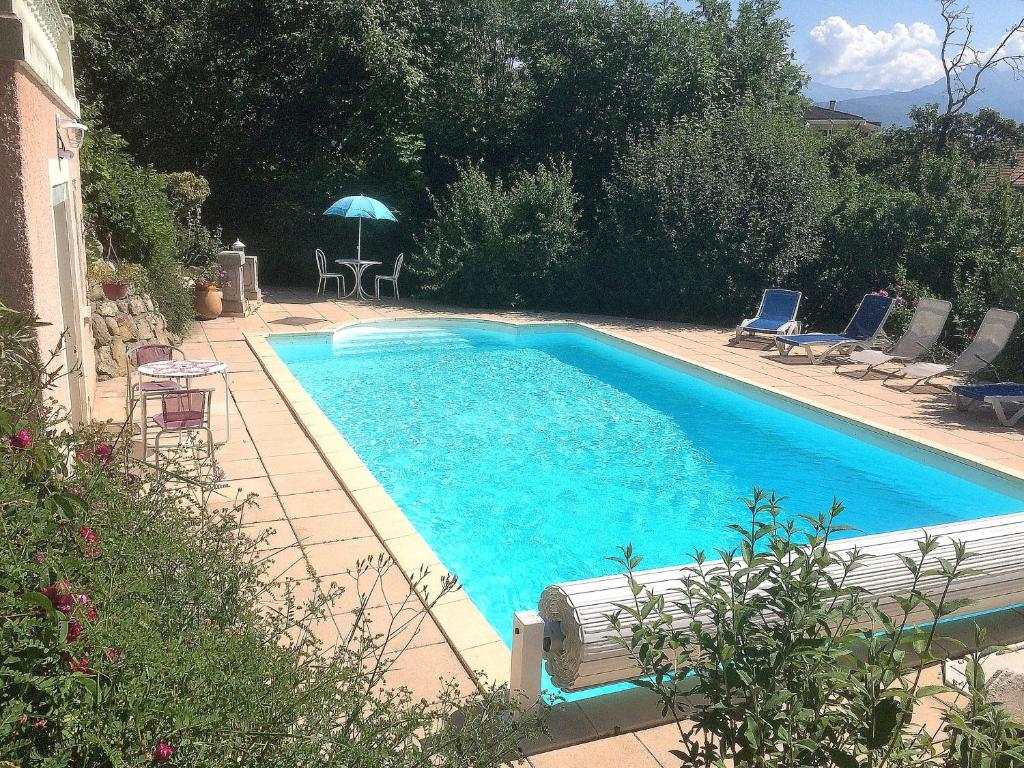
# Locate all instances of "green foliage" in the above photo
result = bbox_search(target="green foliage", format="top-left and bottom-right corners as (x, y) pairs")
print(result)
(0, 304), (539, 766)
(79, 112), (224, 335)
(64, 0), (805, 281)
(596, 105), (829, 321)
(607, 490), (1024, 767)
(78, 113), (178, 266)
(86, 260), (146, 289)
(415, 161), (586, 309)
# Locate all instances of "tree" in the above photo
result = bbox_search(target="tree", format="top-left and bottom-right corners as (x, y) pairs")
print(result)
(939, 0), (1024, 115)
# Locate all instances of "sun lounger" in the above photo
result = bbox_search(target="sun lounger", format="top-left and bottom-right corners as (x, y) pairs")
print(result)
(775, 293), (894, 365)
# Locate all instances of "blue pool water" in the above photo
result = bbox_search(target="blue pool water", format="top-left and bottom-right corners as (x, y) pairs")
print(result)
(271, 322), (1024, 646)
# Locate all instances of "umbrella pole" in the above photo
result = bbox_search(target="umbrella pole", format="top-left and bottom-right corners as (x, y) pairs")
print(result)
(357, 218), (362, 262)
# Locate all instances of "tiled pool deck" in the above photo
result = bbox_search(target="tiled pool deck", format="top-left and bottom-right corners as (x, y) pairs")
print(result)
(92, 288), (1024, 766)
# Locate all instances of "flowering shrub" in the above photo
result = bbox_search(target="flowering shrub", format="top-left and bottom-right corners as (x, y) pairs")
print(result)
(0, 303), (538, 767)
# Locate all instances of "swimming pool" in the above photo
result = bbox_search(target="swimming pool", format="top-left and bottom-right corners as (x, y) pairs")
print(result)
(268, 321), (1024, 652)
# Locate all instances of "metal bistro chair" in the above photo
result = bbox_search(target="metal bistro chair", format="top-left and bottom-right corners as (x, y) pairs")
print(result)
(315, 249), (346, 298)
(128, 343), (185, 448)
(152, 388), (215, 470)
(375, 252), (404, 300)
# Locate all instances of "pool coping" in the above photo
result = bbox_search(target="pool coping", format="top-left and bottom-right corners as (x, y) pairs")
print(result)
(245, 314), (1024, 742)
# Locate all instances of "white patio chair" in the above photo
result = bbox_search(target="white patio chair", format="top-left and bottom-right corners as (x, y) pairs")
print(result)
(315, 249), (346, 298)
(374, 253), (404, 299)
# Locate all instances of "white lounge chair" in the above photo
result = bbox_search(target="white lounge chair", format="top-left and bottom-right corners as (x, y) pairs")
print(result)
(375, 253), (404, 299)
(315, 249), (346, 298)
(735, 289), (802, 341)
(888, 308), (1019, 390)
(844, 298), (952, 377)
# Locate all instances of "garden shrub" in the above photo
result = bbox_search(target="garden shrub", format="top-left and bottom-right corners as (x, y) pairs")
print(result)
(595, 105), (831, 323)
(79, 112), (223, 336)
(414, 160), (587, 309)
(0, 304), (538, 766)
(608, 490), (1024, 767)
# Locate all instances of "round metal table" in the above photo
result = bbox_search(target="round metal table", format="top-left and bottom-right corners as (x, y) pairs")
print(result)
(137, 359), (231, 444)
(336, 259), (382, 300)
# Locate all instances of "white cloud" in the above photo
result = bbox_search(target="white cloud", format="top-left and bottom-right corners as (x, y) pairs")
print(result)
(807, 16), (945, 91)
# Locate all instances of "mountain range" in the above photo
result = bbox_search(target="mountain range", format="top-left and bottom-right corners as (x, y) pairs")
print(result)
(805, 69), (1024, 126)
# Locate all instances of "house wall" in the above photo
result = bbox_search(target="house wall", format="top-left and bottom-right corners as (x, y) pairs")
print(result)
(0, 0), (94, 422)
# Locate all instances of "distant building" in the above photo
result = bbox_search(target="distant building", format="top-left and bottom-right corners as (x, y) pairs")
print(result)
(1000, 149), (1024, 191)
(0, 0), (95, 423)
(803, 101), (882, 135)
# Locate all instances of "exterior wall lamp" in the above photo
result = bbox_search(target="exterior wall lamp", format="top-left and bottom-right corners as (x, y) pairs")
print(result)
(56, 116), (89, 160)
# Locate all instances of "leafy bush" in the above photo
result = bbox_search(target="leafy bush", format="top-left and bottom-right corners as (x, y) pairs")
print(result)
(415, 160), (587, 309)
(595, 105), (830, 322)
(0, 304), (538, 766)
(608, 490), (1024, 767)
(79, 112), (223, 335)
(79, 114), (178, 267)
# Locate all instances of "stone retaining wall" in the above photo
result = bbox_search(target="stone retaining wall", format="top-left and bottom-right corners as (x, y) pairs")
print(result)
(88, 282), (180, 379)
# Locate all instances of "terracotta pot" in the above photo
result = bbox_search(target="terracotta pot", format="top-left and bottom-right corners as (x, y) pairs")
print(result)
(194, 285), (223, 320)
(101, 282), (129, 300)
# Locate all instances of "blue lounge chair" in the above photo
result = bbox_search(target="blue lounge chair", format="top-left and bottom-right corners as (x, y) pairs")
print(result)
(952, 383), (1024, 427)
(735, 289), (802, 342)
(775, 293), (895, 365)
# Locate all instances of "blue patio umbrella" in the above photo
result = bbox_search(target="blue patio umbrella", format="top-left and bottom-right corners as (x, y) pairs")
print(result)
(323, 195), (397, 262)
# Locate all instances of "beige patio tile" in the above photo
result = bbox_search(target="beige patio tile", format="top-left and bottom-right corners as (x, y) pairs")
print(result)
(382, 642), (475, 703)
(253, 435), (317, 457)
(337, 466), (380, 492)
(304, 538), (390, 578)
(633, 722), (695, 768)
(529, 733), (662, 768)
(290, 511), (374, 545)
(218, 457), (267, 480)
(273, 470), (340, 496)
(239, 495), (287, 525)
(224, 476), (277, 500)
(280, 489), (358, 519)
(340, 602), (448, 651)
(261, 451), (331, 476)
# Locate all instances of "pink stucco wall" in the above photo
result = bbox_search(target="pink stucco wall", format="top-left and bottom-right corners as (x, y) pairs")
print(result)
(0, 60), (95, 418)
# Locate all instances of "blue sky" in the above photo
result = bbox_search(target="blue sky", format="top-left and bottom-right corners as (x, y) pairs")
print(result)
(775, 0), (1024, 90)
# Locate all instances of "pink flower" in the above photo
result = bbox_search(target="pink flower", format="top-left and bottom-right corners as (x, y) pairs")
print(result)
(34, 552), (45, 564)
(105, 648), (121, 662)
(894, 284), (904, 294)
(153, 742), (174, 763)
(68, 655), (89, 673)
(79, 526), (98, 544)
(84, 545), (100, 558)
(912, 298), (921, 307)
(85, 606), (98, 622)
(17, 714), (28, 724)
(33, 719), (47, 729)
(95, 444), (113, 465)
(66, 619), (82, 643)
(9, 429), (31, 450)
(56, 594), (75, 614)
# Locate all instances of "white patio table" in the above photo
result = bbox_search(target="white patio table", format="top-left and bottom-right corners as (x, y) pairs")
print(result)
(336, 259), (381, 300)
(136, 358), (230, 444)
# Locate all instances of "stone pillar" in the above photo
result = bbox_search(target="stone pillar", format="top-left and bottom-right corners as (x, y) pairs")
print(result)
(217, 249), (246, 317)
(234, 240), (261, 303)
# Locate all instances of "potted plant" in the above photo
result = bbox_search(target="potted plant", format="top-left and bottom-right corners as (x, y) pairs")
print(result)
(192, 262), (227, 320)
(90, 260), (146, 300)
